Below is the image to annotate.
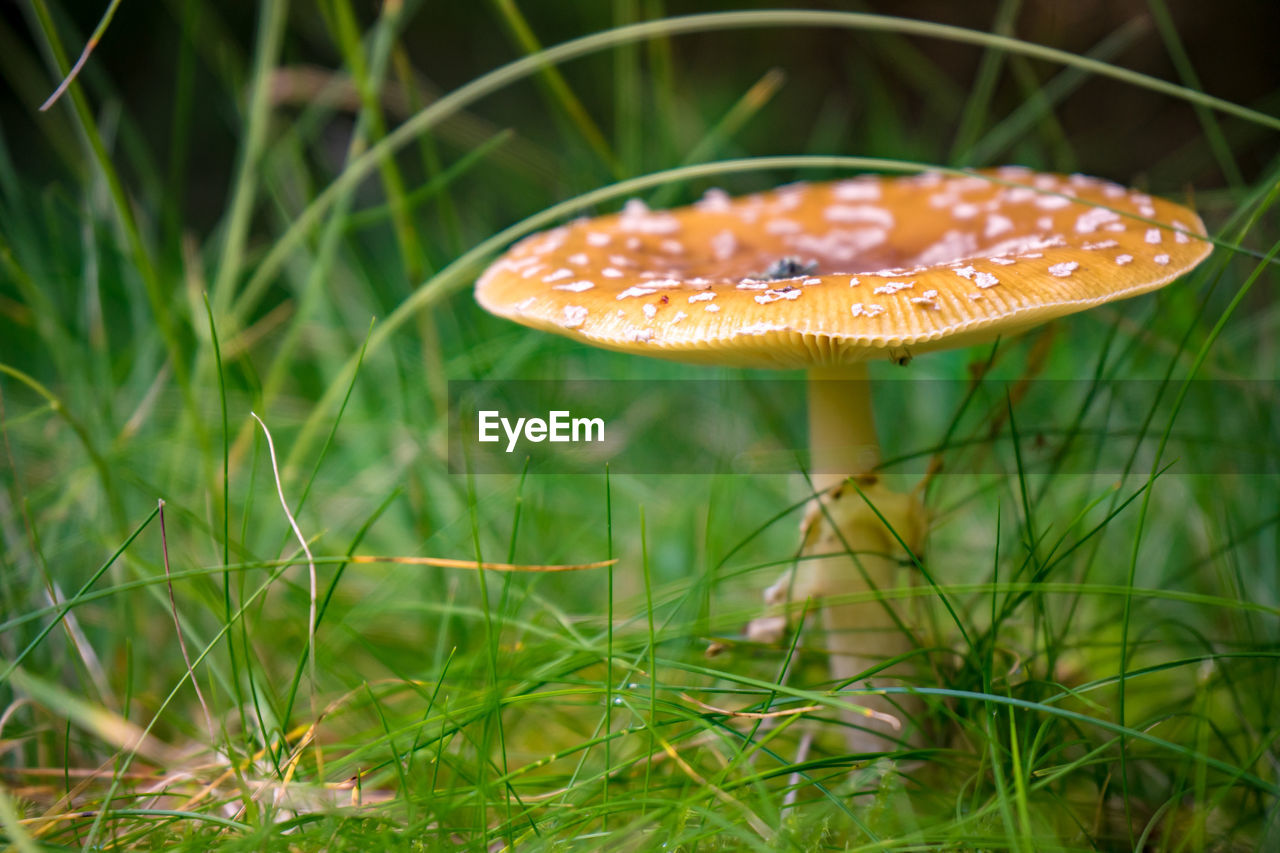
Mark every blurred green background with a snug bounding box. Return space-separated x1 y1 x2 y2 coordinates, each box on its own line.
4 1 1279 224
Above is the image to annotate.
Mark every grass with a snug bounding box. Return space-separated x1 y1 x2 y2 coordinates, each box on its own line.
1 2 1279 850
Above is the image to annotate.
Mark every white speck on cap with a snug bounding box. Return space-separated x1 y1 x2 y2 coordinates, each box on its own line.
832 179 881 201
873 281 915 294
789 226 887 262
1034 194 1071 210
951 176 992 193
696 187 732 212
1076 208 1121 233
914 230 977 266
1116 254 1133 265
553 280 595 292
688 291 716 303
1048 261 1079 277
1145 228 1162 244
643 303 657 318
710 230 738 260
1002 186 1037 204
734 322 790 337
563 305 588 327
985 213 1014 238
824 204 895 228
755 288 803 304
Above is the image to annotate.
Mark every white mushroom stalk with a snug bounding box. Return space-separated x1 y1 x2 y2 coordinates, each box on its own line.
784 364 927 752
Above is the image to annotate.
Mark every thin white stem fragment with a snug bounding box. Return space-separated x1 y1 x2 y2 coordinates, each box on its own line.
680 694 821 720
250 412 318 729
782 731 813 811
39 0 126 111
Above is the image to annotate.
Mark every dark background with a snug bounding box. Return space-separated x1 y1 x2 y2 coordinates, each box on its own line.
4 0 1278 233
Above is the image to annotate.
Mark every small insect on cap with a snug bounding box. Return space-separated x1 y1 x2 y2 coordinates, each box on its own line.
475 168 1212 368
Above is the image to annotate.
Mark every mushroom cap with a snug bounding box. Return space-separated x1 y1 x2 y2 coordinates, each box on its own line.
475 168 1212 368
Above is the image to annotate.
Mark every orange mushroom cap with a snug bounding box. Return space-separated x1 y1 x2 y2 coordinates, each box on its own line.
475 167 1212 368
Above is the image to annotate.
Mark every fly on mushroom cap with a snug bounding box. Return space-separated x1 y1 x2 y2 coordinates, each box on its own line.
475 168 1211 368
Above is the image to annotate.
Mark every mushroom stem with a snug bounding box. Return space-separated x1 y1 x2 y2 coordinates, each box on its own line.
796 363 926 753
807 363 880 489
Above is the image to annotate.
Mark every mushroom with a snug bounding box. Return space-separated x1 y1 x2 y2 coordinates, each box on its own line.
473 168 1212 753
